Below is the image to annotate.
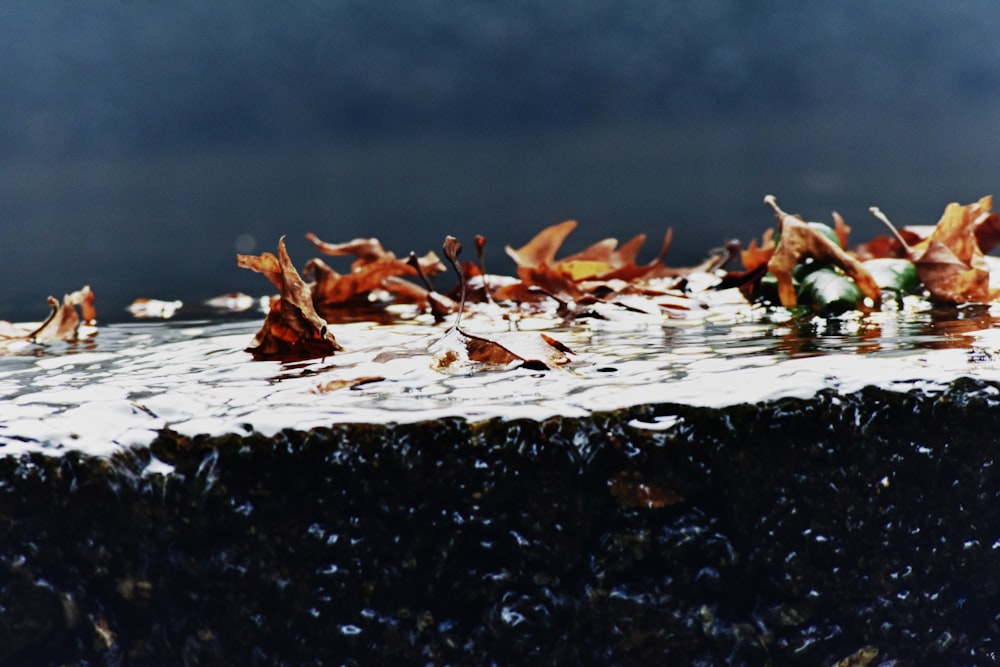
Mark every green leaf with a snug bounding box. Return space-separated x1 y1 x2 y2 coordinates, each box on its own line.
796 266 864 315
862 258 920 294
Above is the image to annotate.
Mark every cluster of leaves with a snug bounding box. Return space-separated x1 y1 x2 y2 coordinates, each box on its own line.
725 195 999 314
237 194 999 367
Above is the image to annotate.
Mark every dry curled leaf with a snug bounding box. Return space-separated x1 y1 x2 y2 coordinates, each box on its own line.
871 196 996 304
312 376 384 393
31 286 96 342
305 232 445 309
0 286 97 350
764 195 881 309
431 234 573 371
430 327 573 371
238 237 342 361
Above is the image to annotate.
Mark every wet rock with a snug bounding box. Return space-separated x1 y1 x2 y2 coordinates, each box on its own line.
3 380 1000 663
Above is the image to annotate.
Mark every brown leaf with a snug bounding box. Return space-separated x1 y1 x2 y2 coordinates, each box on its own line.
312 376 384 393
431 327 573 371
871 196 994 304
238 237 342 361
0 287 96 347
305 233 396 265
764 195 881 309
434 233 574 370
974 204 1000 253
305 256 400 305
304 232 445 309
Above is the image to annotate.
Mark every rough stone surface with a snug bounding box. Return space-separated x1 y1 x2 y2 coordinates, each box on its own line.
3 379 1000 665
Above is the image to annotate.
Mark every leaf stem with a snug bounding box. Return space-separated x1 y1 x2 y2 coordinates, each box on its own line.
442 236 466 331
869 207 912 253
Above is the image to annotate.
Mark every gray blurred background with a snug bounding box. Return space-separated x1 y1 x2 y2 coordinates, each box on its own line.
2 1 999 321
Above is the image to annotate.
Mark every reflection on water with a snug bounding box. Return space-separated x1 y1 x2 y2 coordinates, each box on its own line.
660 300 1000 361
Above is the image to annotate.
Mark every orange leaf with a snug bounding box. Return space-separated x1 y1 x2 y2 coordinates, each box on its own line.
505 220 578 267
872 197 994 304
505 221 672 297
741 229 775 271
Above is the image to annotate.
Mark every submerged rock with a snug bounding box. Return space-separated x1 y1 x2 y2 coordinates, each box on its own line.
3 379 1000 664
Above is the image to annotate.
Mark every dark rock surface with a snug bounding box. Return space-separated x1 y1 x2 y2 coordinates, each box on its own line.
3 379 1000 665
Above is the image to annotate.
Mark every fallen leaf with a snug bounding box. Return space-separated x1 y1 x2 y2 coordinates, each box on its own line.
312 376 384 393
204 292 256 312
430 326 573 371
871 196 995 304
504 220 673 296
764 195 881 309
740 228 775 271
29 286 97 343
0 286 97 350
128 298 183 319
305 232 445 308
238 237 342 360
305 234 397 265
431 235 573 371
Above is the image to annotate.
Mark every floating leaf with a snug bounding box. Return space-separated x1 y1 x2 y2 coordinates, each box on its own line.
128 298 183 319
871 197 995 304
0 286 97 351
238 237 342 361
29 286 97 343
504 220 673 296
431 235 573 371
430 327 573 371
312 376 384 393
